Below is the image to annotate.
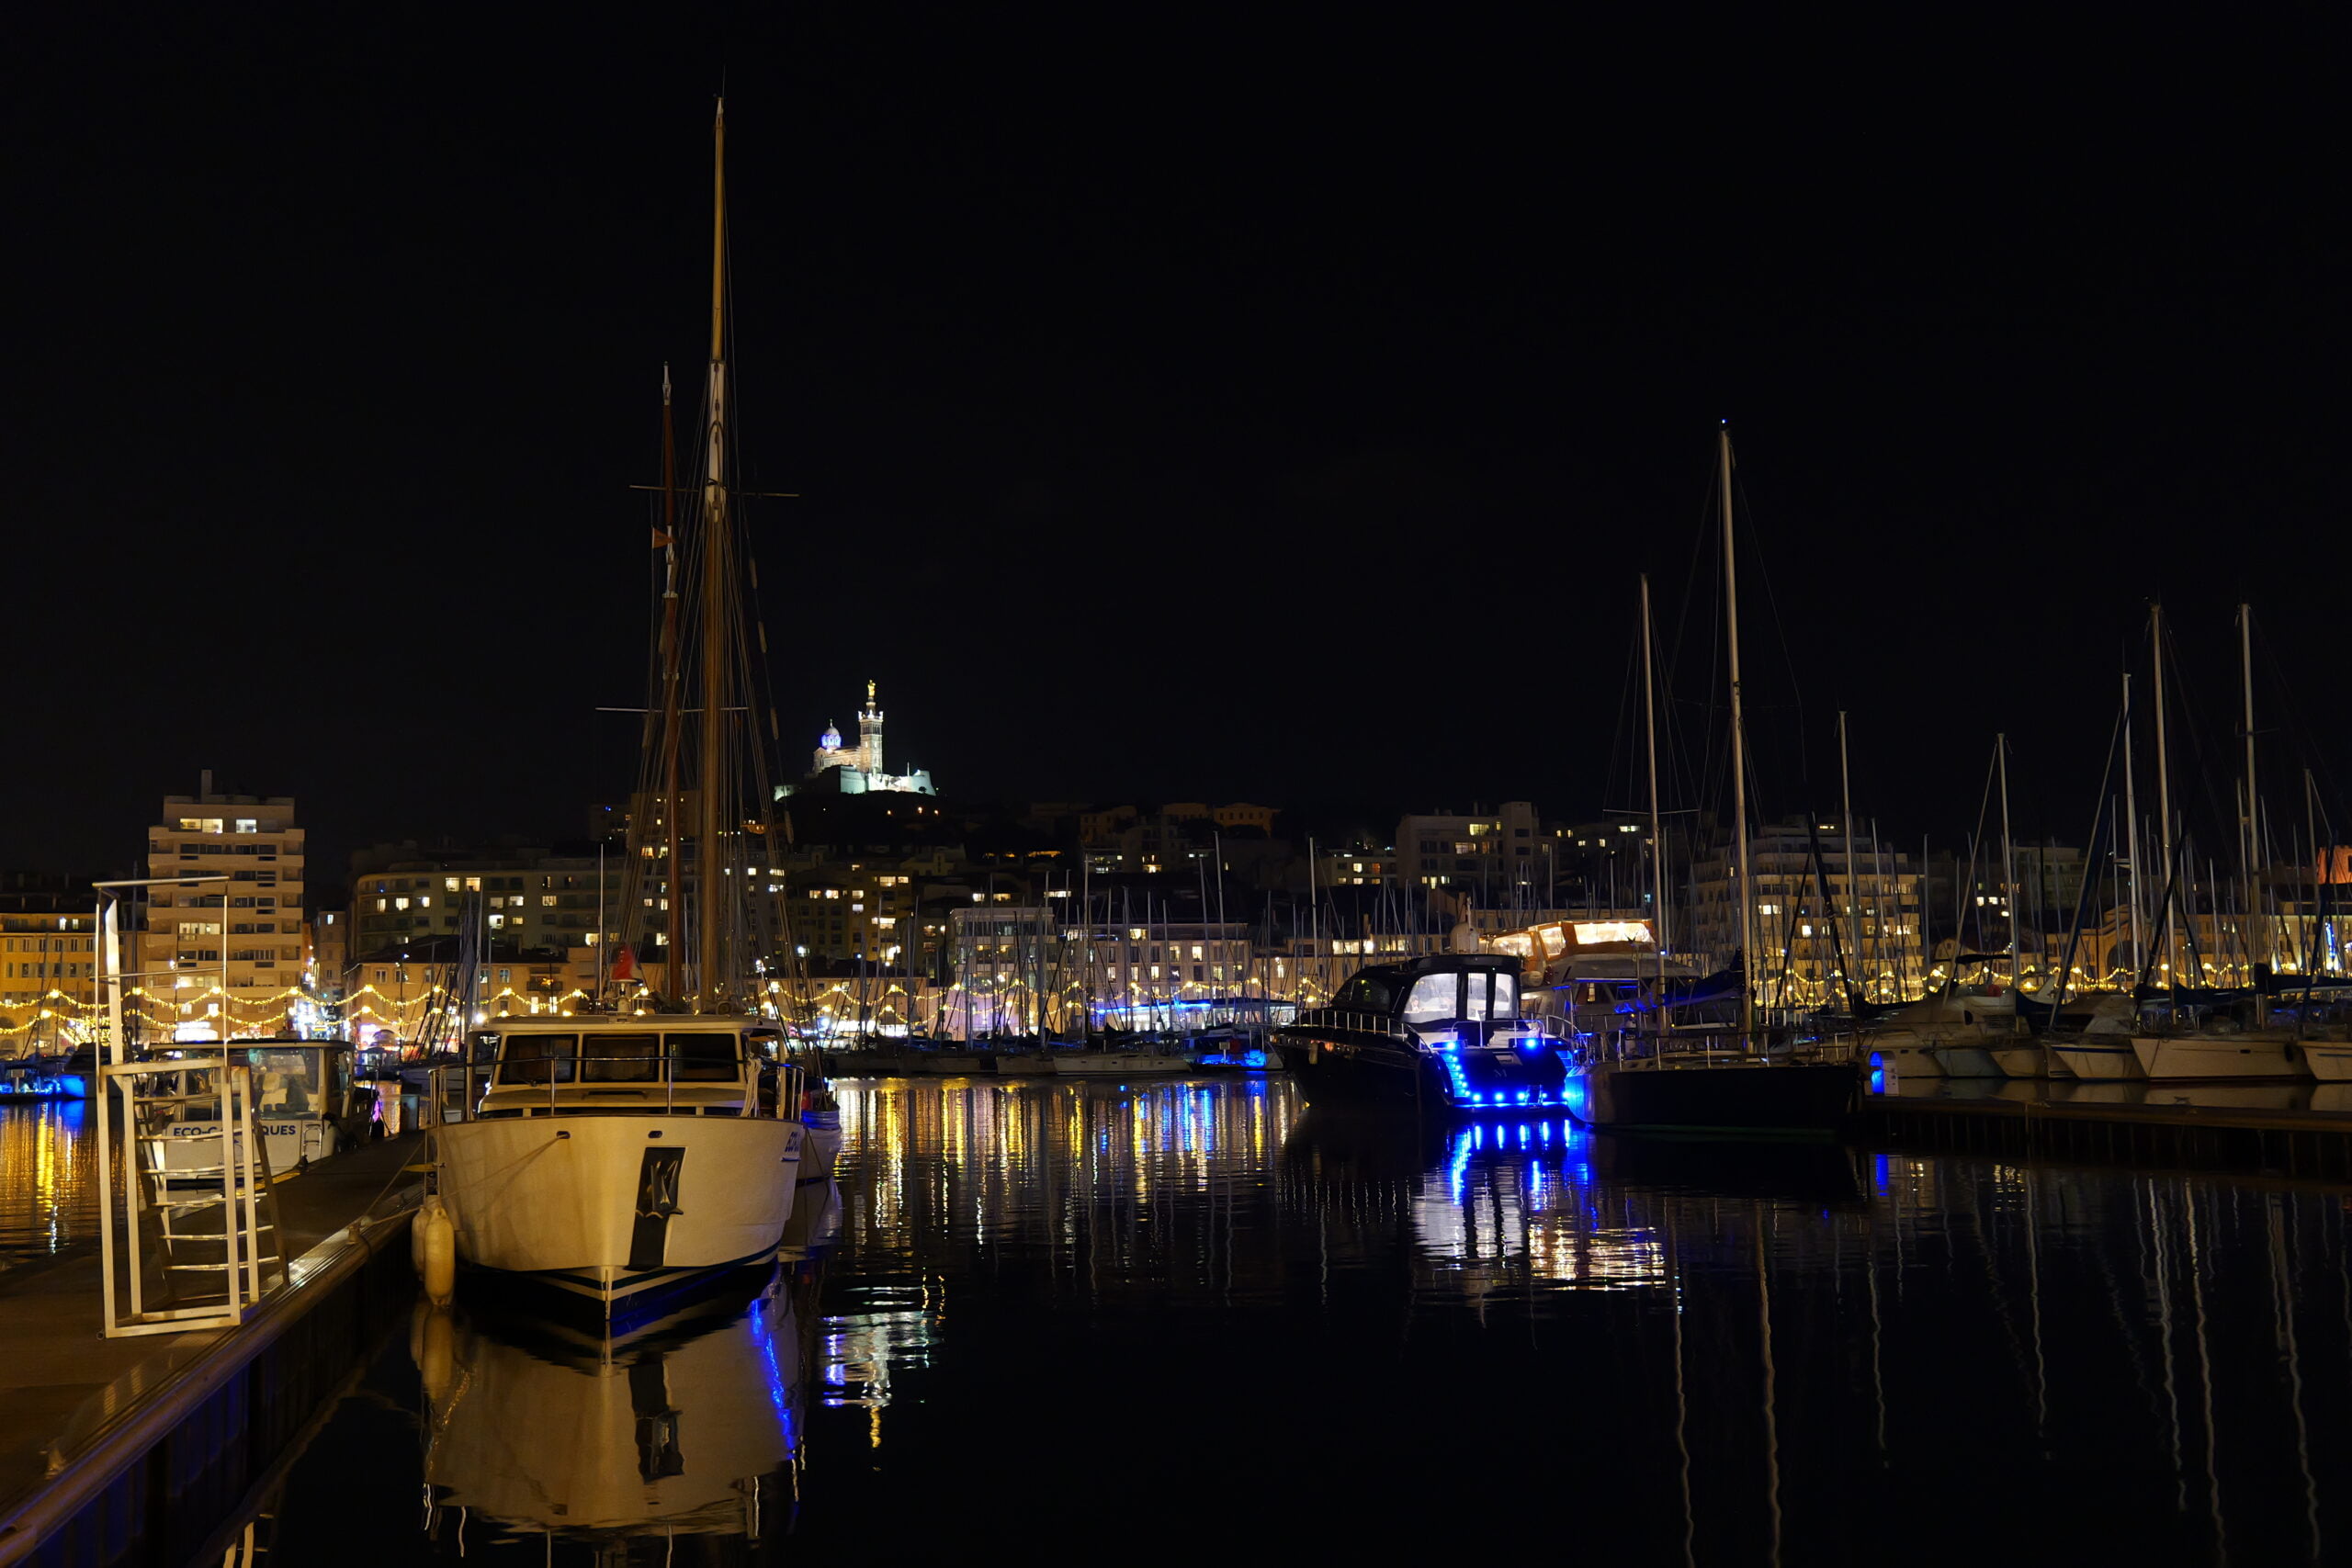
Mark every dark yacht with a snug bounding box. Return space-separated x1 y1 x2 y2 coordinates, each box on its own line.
1271 953 1573 1112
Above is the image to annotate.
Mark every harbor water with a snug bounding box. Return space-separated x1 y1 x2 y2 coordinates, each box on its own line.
12 1080 2352 1563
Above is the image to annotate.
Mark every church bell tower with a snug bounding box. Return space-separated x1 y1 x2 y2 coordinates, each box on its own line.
857 680 884 776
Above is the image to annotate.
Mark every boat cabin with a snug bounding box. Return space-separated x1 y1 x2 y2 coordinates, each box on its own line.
153 1038 370 1177
1324 954 1528 1040
450 1017 800 1121
1277 954 1572 1111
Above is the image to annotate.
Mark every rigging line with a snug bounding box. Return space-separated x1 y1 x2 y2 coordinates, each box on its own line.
2252 617 2352 829
1727 458 1811 800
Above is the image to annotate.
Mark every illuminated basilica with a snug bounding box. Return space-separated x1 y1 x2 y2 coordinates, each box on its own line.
782 681 936 798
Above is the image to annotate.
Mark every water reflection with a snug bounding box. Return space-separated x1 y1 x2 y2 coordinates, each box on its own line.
799 1078 2352 1564
0 1100 96 1271
408 1269 811 1560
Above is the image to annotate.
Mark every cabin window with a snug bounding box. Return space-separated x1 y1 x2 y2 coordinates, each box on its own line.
1401 973 1459 1024
669 1033 741 1081
1333 976 1394 1013
243 1048 323 1113
580 1032 662 1083
498 1034 577 1084
1465 972 1519 1020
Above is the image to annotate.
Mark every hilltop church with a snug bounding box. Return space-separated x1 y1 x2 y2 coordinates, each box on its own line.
778 682 936 798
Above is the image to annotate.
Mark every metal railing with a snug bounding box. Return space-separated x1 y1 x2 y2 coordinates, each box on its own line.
427 1055 803 1124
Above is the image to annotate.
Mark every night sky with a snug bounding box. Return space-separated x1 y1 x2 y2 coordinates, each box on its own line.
6 6 2343 876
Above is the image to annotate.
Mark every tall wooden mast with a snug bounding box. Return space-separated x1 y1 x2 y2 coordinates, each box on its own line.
659 367 685 974
695 97 731 1010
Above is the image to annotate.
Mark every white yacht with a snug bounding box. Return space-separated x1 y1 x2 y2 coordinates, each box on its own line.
431 1018 804 1317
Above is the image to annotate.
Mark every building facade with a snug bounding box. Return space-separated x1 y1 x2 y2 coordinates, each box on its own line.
1688 817 1927 1005
138 787 311 1041
0 874 100 1054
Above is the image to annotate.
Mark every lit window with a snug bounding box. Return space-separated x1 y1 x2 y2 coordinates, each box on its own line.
446 877 459 892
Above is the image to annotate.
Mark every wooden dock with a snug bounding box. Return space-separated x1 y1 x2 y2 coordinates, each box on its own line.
0 1134 423 1567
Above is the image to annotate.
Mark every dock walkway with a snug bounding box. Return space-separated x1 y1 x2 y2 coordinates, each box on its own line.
0 1133 423 1566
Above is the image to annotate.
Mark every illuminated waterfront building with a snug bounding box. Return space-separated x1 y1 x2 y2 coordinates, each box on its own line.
0 873 101 1053
1688 816 1927 1005
137 780 310 1040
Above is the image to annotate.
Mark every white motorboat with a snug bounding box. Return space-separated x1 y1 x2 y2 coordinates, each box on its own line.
2130 1031 2308 1082
154 1039 377 1180
431 1018 804 1319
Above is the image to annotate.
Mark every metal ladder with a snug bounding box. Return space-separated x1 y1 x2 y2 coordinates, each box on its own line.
99 1060 288 1335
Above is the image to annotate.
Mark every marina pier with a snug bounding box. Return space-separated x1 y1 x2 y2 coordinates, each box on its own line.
0 1136 419 1566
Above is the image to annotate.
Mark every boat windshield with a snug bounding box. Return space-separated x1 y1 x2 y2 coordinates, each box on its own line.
1469 973 1519 1020
1401 970 1520 1025
242 1048 325 1113
478 1031 744 1087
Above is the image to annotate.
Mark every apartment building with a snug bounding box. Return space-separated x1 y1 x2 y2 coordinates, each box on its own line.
138 784 310 1041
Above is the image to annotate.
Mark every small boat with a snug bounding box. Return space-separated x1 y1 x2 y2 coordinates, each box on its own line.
1272 953 1575 1112
432 1017 806 1321
0 1048 92 1100
149 1038 377 1179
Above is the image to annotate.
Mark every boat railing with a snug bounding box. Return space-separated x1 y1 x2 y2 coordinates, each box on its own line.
430 1051 799 1123
1288 1009 1404 1038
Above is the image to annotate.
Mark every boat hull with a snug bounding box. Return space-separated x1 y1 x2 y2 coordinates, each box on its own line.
1866 1041 1947 1078
1577 1060 1859 1135
1932 1045 2005 1078
1988 1044 2056 1077
1046 1052 1202 1077
436 1113 801 1314
2297 1043 2352 1082
2048 1041 2144 1080
2130 1035 2307 1081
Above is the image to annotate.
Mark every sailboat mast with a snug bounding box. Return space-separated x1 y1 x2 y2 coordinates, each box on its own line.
2152 604 2180 992
1640 574 1667 1005
2122 671 2143 983
1721 426 1755 1042
659 368 685 981
693 99 733 1010
1839 712 1860 1009
1998 734 2019 1007
2240 603 2262 971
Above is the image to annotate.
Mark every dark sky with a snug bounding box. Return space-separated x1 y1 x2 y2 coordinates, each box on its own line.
6 5 2343 876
